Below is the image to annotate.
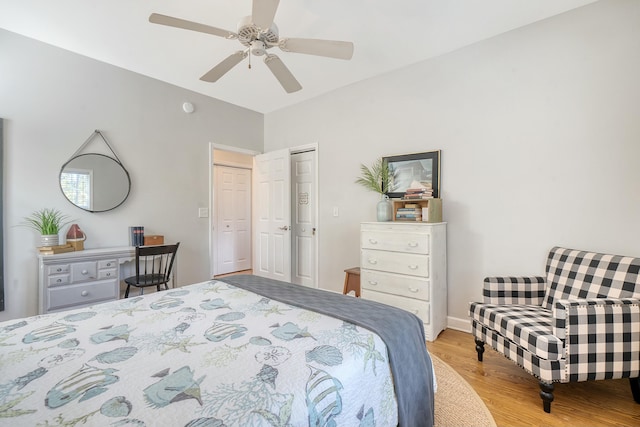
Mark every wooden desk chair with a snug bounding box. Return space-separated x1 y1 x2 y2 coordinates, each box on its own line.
124 242 179 298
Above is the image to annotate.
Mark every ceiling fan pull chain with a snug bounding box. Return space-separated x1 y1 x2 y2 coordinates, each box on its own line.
248 49 252 69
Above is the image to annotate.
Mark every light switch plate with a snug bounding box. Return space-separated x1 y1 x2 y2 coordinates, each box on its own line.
198 208 209 218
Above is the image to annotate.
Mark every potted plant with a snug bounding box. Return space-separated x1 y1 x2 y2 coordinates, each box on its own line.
355 157 394 221
21 208 71 247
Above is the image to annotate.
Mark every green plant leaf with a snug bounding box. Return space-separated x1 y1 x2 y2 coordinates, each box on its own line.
355 158 392 194
19 208 71 235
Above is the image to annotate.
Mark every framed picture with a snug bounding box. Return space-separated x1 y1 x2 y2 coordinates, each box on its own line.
383 150 441 199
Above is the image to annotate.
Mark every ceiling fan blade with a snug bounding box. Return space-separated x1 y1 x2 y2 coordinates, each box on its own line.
149 13 237 39
252 0 280 30
264 54 302 93
279 38 354 60
200 51 248 82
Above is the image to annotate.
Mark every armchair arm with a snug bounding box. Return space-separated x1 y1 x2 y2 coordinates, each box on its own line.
553 297 640 382
482 276 546 305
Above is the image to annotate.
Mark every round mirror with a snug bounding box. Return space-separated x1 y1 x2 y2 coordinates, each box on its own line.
60 153 131 212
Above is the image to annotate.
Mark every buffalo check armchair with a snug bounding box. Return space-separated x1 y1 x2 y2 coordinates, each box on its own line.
469 246 640 413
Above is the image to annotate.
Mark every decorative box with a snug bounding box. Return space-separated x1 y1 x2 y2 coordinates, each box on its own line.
144 235 164 246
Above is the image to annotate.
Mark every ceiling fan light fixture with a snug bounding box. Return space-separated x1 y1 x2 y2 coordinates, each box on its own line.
250 40 267 56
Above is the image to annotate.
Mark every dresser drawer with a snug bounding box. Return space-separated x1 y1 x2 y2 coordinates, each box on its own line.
361 249 429 277
98 259 118 269
48 264 70 275
71 262 97 283
98 269 117 280
361 269 429 301
362 289 430 325
48 274 70 287
47 280 118 312
361 230 430 254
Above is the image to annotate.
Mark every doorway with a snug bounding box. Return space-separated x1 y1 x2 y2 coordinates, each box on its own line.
210 146 257 278
209 144 318 286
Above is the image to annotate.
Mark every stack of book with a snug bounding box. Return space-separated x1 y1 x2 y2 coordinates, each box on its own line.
402 187 434 200
396 207 423 221
38 244 75 255
129 226 145 246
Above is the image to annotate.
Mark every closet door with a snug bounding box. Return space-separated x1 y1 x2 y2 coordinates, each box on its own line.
215 165 252 275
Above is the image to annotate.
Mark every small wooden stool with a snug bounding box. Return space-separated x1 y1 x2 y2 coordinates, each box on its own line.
343 267 361 297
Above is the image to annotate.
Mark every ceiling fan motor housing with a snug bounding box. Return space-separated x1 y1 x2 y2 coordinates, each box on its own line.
237 15 279 55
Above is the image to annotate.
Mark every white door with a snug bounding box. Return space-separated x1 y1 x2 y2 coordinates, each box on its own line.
215 165 251 275
291 150 316 287
253 149 291 281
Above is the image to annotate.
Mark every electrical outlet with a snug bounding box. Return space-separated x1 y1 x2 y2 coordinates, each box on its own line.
198 208 209 218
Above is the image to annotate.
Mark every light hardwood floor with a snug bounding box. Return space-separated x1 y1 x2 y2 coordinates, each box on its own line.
427 329 640 426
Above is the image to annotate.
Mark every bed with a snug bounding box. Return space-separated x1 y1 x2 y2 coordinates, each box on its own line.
0 275 434 426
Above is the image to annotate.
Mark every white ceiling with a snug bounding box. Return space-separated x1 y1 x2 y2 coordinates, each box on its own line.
0 0 596 114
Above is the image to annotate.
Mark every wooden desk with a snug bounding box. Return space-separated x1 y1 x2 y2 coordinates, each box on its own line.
343 267 361 297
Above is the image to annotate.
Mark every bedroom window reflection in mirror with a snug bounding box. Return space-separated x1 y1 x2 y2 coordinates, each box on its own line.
60 168 92 210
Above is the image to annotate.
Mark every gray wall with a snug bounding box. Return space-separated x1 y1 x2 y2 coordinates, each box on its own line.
264 0 640 328
0 28 263 320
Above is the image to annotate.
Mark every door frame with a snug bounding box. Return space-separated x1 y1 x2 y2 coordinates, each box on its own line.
208 142 319 287
209 142 260 279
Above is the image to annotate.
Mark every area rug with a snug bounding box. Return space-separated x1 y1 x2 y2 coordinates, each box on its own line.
432 354 497 427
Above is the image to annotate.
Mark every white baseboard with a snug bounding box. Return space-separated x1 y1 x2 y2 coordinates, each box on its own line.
447 316 471 333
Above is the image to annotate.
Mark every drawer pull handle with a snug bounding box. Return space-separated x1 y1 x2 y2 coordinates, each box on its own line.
105 272 111 277
412 309 419 315
106 263 112 267
408 287 420 293
368 259 378 265
56 268 62 272
368 239 378 244
408 265 418 270
81 270 88 275
368 281 378 286
408 242 418 247
81 291 89 297
56 278 62 283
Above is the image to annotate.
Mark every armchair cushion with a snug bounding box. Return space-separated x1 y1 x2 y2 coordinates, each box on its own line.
543 246 640 310
469 303 563 361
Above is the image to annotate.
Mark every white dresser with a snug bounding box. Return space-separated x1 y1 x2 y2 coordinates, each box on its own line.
360 222 447 341
38 247 136 314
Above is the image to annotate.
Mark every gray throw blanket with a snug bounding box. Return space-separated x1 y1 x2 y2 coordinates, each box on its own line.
219 274 434 427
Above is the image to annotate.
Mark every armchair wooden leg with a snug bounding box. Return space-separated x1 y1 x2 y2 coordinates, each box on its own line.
474 339 485 362
630 377 640 403
539 382 554 413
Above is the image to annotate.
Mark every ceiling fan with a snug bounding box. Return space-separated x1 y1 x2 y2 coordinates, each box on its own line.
149 0 354 93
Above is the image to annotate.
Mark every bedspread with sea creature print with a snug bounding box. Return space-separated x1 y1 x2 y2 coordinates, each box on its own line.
0 280 398 426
